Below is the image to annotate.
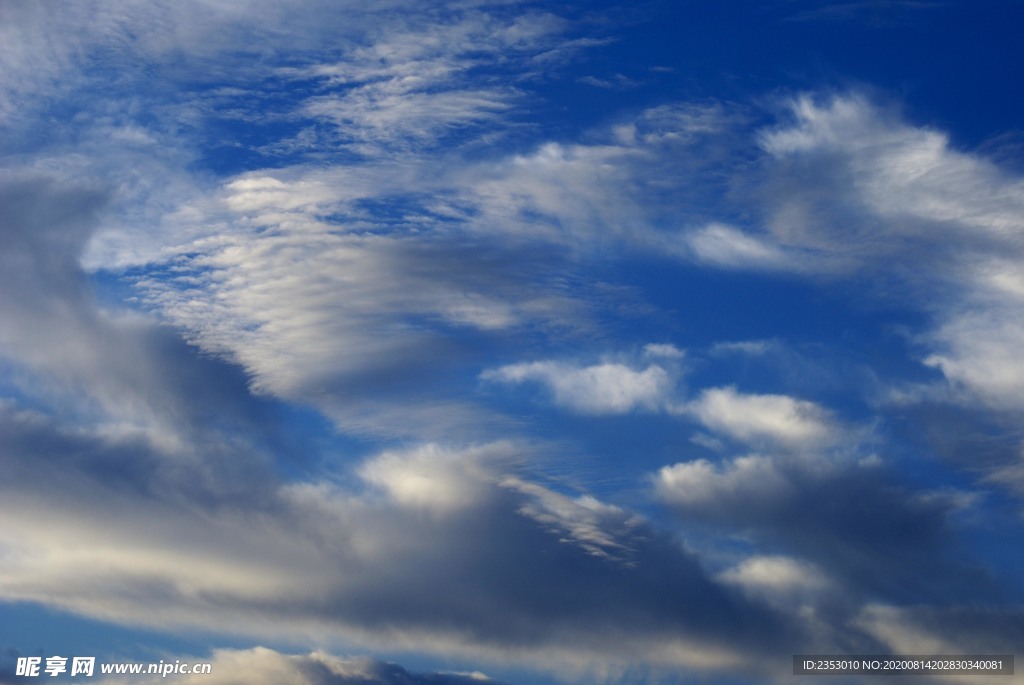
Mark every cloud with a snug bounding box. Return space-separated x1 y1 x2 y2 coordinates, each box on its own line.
0 40 809 675
655 384 988 611
115 98 735 440
296 10 569 156
683 386 837 450
0 174 290 460
709 340 775 356
457 102 738 251
656 455 790 508
760 94 1024 240
784 1 948 27
137 217 587 437
718 555 830 594
752 94 1024 411
21 77 735 445
482 357 677 415
655 449 988 607
500 477 645 565
577 73 641 90
923 308 1024 410
0 412 797 676
985 449 1024 497
683 223 806 271
852 604 1024 684
17 8 1024 428
359 442 517 514
717 555 834 613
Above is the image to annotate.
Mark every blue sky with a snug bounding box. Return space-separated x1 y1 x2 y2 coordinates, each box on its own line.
2 2 1024 684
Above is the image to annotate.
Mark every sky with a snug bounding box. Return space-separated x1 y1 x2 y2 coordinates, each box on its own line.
2 1 1024 684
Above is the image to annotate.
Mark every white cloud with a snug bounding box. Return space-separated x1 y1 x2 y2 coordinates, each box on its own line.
482 359 675 414
462 141 649 246
923 308 1024 411
709 339 775 356
360 442 516 514
501 477 644 564
20 10 1024 426
851 604 969 667
753 94 1024 410
454 95 1024 422
654 455 792 509
136 210 583 437
265 9 590 162
643 342 685 359
983 448 1024 497
0 0 357 125
115 98 733 438
717 556 834 613
684 386 836 450
762 94 1024 238
718 555 829 593
684 223 805 271
306 87 515 155
452 102 736 251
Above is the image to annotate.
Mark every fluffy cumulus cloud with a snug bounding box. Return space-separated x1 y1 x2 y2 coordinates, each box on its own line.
4 2 1024 685
481 344 685 415
656 455 793 510
359 442 515 513
482 360 673 415
683 386 838 450
716 555 834 613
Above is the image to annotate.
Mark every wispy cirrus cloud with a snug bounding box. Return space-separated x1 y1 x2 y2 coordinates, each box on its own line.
682 223 809 272
297 11 569 156
676 93 1024 493
783 1 948 26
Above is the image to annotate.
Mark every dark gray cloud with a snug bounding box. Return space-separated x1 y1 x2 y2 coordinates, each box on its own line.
0 408 800 675
0 175 106 314
654 444 1024 672
0 174 299 452
658 450 992 605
